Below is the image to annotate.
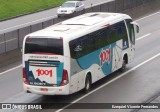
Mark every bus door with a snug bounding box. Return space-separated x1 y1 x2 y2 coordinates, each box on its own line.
125 19 136 62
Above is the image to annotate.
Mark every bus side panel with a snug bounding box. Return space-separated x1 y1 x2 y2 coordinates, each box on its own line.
70 59 83 93
70 43 117 87
69 40 126 92
112 40 123 72
76 44 115 76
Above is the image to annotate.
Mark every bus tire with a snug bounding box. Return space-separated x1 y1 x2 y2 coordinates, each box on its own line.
84 74 91 93
120 57 127 72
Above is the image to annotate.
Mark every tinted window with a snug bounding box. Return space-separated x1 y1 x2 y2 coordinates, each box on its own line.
69 28 109 59
69 35 91 59
69 21 128 59
90 28 109 50
25 38 63 55
109 21 128 43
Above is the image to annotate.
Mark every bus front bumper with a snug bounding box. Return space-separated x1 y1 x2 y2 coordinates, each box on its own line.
23 83 70 95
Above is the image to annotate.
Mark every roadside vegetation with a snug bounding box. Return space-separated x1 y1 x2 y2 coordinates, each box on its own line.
0 0 67 20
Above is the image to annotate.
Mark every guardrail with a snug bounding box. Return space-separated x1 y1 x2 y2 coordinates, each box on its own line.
0 0 154 54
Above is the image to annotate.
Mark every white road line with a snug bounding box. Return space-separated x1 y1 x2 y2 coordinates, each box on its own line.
0 15 56 33
55 52 160 112
0 38 18 45
0 65 22 76
134 11 160 22
136 33 151 41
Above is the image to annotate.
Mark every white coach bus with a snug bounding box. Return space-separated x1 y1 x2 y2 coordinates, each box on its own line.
22 12 139 95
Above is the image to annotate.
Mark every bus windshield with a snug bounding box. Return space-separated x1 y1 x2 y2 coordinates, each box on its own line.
25 37 63 55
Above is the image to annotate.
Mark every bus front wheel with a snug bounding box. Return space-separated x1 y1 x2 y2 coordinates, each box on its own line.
84 74 91 93
120 57 127 72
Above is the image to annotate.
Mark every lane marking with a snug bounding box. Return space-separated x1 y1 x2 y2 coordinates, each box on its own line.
0 38 18 45
0 15 56 33
136 33 151 41
0 65 22 76
56 52 160 112
134 11 160 22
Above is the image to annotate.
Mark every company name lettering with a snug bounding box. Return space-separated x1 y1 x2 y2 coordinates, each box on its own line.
36 69 53 77
99 46 111 66
29 56 58 59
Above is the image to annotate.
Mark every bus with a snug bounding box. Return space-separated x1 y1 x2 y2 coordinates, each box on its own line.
22 12 139 95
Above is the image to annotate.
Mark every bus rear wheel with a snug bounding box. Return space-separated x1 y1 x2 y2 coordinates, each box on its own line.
84 74 91 93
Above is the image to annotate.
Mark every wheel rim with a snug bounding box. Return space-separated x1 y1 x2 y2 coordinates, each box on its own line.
85 76 91 91
86 80 90 90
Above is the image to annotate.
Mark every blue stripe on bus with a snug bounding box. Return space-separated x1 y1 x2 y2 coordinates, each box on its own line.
76 43 116 75
56 63 63 85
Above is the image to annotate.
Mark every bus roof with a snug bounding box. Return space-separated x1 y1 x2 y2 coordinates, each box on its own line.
27 12 131 40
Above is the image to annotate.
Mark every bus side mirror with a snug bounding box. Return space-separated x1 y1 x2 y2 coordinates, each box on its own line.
131 22 139 33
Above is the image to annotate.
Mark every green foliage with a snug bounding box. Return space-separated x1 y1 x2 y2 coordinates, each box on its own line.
0 0 67 20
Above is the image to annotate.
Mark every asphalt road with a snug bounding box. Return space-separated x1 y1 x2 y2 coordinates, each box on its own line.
0 9 160 112
0 0 112 33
